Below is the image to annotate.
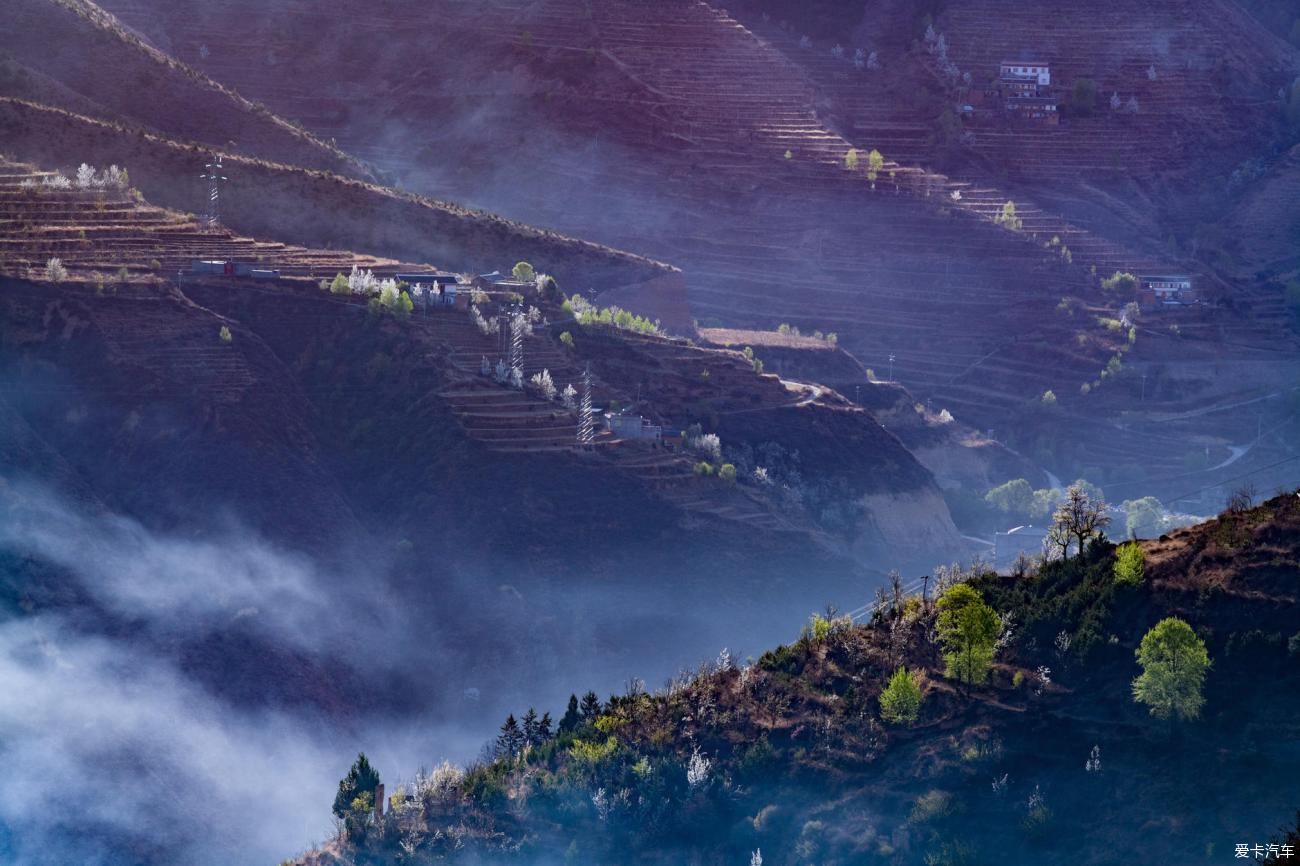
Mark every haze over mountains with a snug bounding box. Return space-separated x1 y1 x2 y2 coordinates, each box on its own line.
0 0 1297 863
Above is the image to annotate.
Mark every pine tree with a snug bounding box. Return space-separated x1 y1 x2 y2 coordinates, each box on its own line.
497 714 524 759
560 694 582 732
538 712 553 741
522 708 540 747
580 691 601 721
332 753 381 819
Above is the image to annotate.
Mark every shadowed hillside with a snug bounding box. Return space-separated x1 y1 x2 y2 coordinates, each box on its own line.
0 0 366 174
291 492 1300 866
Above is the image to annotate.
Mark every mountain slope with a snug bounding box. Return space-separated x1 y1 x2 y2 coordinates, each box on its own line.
0 0 365 175
292 493 1300 866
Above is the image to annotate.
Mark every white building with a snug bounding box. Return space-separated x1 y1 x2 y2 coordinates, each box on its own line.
1000 60 1051 87
607 413 662 441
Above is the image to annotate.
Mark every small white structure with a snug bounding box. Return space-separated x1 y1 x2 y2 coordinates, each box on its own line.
607 413 662 441
995 525 1049 571
1000 60 1050 87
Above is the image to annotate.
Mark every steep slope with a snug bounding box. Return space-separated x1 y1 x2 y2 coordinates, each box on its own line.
0 0 365 175
89 0 1300 499
0 102 687 311
292 493 1300 866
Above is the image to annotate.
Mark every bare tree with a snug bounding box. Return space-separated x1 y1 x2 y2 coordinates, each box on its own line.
1051 484 1111 560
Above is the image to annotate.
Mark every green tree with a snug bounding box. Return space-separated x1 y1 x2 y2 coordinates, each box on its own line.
996 200 1023 231
218 325 232 344
984 478 1034 516
512 261 536 283
1123 496 1165 538
559 694 582 732
333 753 381 819
1132 617 1209 721
559 330 574 349
879 666 923 724
329 272 350 295
579 691 602 721
719 463 737 484
844 148 860 171
1114 541 1145 586
1070 78 1098 116
396 290 414 318
936 584 1000 688
867 149 885 187
1100 271 1138 299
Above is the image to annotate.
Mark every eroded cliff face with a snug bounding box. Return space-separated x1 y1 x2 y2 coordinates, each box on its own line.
856 487 965 571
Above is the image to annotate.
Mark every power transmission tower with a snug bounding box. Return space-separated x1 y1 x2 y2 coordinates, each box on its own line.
509 304 525 378
577 363 595 449
199 156 227 229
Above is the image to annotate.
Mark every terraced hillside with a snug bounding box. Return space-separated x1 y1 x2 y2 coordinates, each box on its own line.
934 0 1297 186
93 2 1146 383
85 0 1300 499
0 99 687 317
0 156 400 282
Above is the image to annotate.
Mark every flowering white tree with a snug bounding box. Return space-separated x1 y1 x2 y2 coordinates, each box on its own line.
561 383 577 411
529 368 556 400
686 747 711 788
1085 745 1101 773
509 366 523 390
688 431 722 459
470 305 497 335
42 173 71 190
867 50 880 70
45 257 68 282
378 278 400 307
494 359 511 384
751 850 763 866
348 265 379 296
76 163 97 189
591 787 611 821
102 165 128 189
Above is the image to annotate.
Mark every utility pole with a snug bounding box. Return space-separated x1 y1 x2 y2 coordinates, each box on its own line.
1141 373 1147 402
199 156 227 229
921 574 930 606
888 352 896 382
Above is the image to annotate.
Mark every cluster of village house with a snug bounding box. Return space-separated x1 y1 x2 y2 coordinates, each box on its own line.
966 59 1139 124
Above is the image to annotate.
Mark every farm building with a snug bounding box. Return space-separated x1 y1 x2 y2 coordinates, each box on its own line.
606 412 662 442
1006 94 1060 123
1137 274 1197 310
999 60 1051 87
397 272 463 306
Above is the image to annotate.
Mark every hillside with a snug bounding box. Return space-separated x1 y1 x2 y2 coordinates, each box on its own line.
90 0 1300 501
291 493 1300 866
0 0 365 175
